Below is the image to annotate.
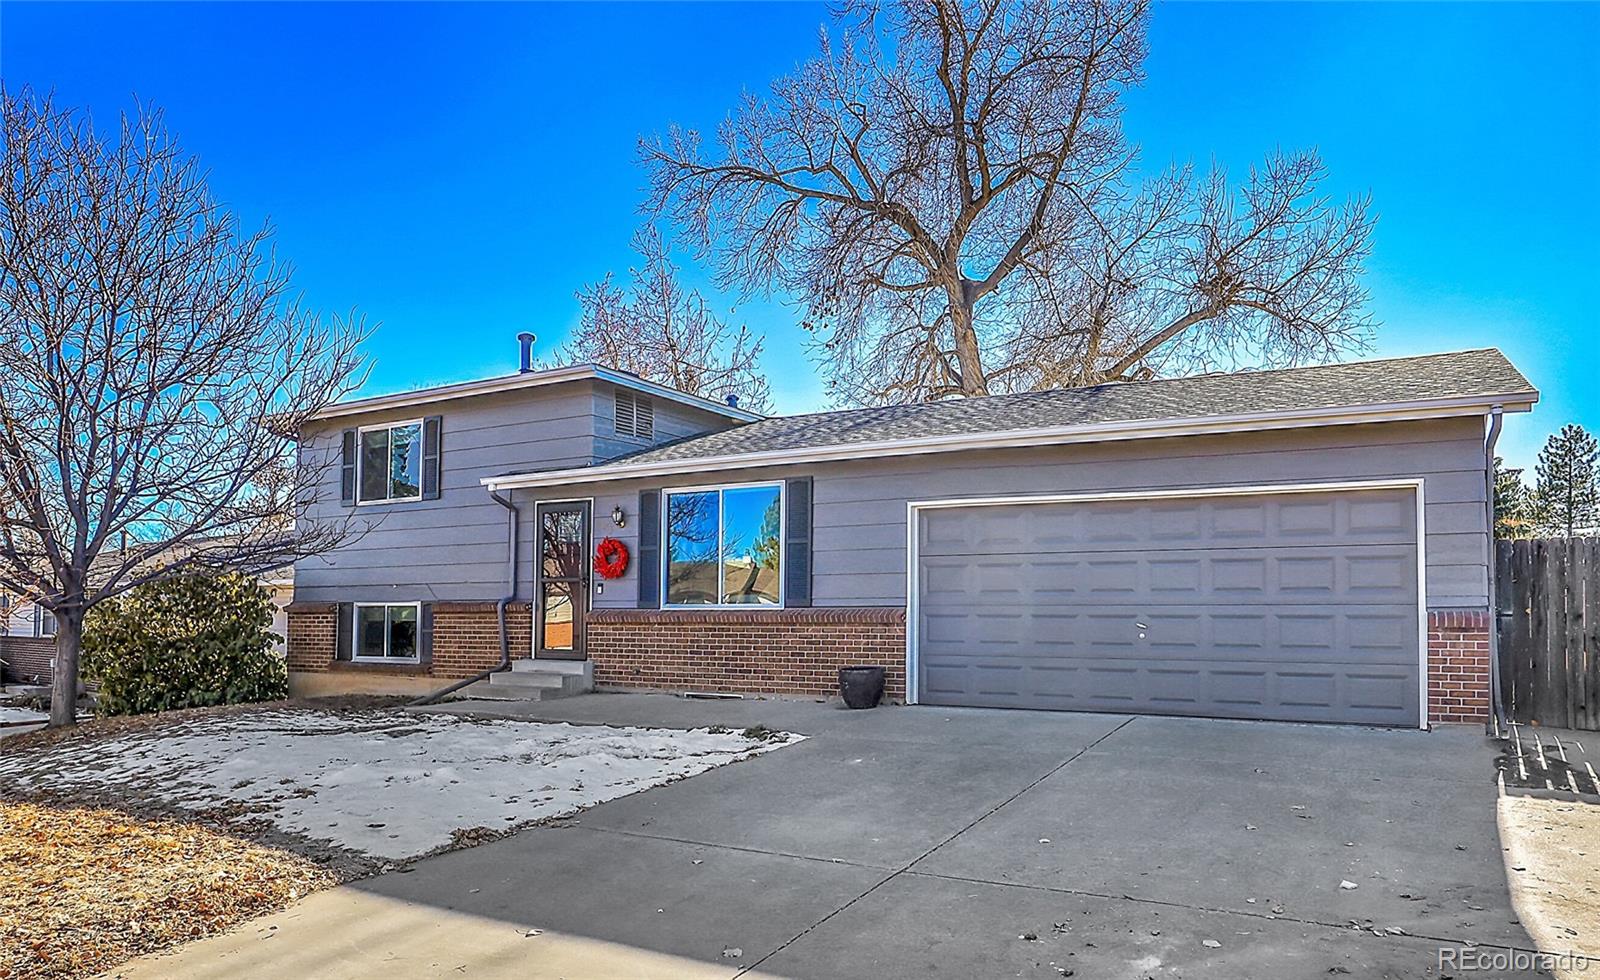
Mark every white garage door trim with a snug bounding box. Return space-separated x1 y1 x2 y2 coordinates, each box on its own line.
904 478 1429 729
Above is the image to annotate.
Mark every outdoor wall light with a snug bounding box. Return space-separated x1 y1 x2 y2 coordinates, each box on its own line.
611 505 626 528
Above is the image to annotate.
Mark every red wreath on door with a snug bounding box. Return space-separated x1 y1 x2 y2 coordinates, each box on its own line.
594 537 630 579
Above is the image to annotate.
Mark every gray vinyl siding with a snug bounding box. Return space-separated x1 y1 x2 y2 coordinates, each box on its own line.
294 380 738 603
550 417 1491 613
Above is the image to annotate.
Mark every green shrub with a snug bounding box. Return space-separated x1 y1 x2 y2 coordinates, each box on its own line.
82 573 287 716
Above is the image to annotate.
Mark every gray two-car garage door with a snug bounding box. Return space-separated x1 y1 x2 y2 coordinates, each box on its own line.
914 487 1422 727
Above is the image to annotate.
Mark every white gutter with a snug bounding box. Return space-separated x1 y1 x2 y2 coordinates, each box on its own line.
483 390 1539 491
306 364 764 424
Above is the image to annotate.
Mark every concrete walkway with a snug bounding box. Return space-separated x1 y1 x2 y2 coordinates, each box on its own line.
107 694 1548 979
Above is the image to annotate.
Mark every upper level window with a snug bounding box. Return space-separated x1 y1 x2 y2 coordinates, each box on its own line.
358 421 423 503
37 608 56 638
664 483 782 607
614 390 654 441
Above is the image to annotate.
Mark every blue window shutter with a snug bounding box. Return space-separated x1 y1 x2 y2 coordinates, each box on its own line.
784 477 813 607
335 603 353 660
637 491 661 608
419 603 434 667
340 430 357 505
422 417 443 500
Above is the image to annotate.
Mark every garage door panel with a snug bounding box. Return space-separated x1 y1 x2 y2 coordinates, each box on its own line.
915 488 1421 726
921 603 1415 665
921 656 1416 720
918 548 1415 606
920 493 1417 556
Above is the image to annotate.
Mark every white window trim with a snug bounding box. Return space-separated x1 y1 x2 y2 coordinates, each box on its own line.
661 480 786 610
355 418 425 506
351 601 423 664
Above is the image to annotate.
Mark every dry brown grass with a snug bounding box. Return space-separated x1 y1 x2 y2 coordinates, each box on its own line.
0 800 338 980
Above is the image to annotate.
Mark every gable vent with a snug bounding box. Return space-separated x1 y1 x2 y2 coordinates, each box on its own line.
614 389 655 440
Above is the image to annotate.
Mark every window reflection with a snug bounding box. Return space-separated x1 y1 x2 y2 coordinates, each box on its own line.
721 485 781 604
666 490 719 605
664 485 782 606
389 423 422 498
542 510 584 579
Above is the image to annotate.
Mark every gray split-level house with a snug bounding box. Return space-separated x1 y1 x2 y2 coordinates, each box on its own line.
286 345 1537 729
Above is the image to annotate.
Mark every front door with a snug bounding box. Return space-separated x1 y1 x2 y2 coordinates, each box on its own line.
536 501 590 660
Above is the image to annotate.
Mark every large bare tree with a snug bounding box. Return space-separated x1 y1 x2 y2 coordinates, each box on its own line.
645 0 1376 404
0 89 365 725
553 225 772 413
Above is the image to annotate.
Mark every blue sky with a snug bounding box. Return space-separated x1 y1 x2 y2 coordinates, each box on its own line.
3 2 1595 471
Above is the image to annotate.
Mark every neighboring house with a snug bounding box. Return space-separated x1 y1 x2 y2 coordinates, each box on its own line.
263 568 293 655
286 347 1538 730
1 591 57 685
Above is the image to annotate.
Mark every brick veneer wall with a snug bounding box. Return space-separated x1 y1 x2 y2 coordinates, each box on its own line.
431 602 532 678
288 599 1492 722
0 636 56 684
285 602 338 673
284 601 531 679
1428 609 1491 725
587 607 907 700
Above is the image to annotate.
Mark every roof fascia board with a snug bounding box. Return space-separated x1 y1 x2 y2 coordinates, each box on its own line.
482 392 1537 491
305 365 763 425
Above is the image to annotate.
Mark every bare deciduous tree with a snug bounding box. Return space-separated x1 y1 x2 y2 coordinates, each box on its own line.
644 0 1376 405
554 226 772 413
0 89 365 725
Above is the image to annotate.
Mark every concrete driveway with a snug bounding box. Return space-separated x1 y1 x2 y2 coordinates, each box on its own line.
109 695 1547 979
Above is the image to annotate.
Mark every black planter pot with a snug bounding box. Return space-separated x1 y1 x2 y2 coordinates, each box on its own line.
838 665 886 709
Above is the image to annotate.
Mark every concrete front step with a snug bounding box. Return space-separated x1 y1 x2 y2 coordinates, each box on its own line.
510 658 592 678
453 663 593 702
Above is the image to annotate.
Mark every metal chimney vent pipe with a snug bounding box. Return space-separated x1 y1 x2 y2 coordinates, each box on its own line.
516 332 536 373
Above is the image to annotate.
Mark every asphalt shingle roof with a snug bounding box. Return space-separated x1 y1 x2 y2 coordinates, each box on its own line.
587 349 1533 471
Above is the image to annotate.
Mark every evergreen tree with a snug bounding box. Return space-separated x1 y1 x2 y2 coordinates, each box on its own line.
1534 425 1600 537
1493 457 1536 539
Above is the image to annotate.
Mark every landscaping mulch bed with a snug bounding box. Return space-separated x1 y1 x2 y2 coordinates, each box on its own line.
0 800 338 980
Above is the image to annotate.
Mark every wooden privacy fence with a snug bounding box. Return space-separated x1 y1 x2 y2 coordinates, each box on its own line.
1496 537 1600 730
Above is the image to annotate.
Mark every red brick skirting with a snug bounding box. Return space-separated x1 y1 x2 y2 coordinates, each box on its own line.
432 602 532 679
288 599 1488 722
285 601 532 679
587 607 907 700
285 602 338 674
0 635 55 684
1428 609 1491 725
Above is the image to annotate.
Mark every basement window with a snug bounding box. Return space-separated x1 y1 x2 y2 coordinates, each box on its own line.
353 603 420 663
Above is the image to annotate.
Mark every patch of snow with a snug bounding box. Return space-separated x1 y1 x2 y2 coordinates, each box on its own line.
0 706 48 725
0 709 797 860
